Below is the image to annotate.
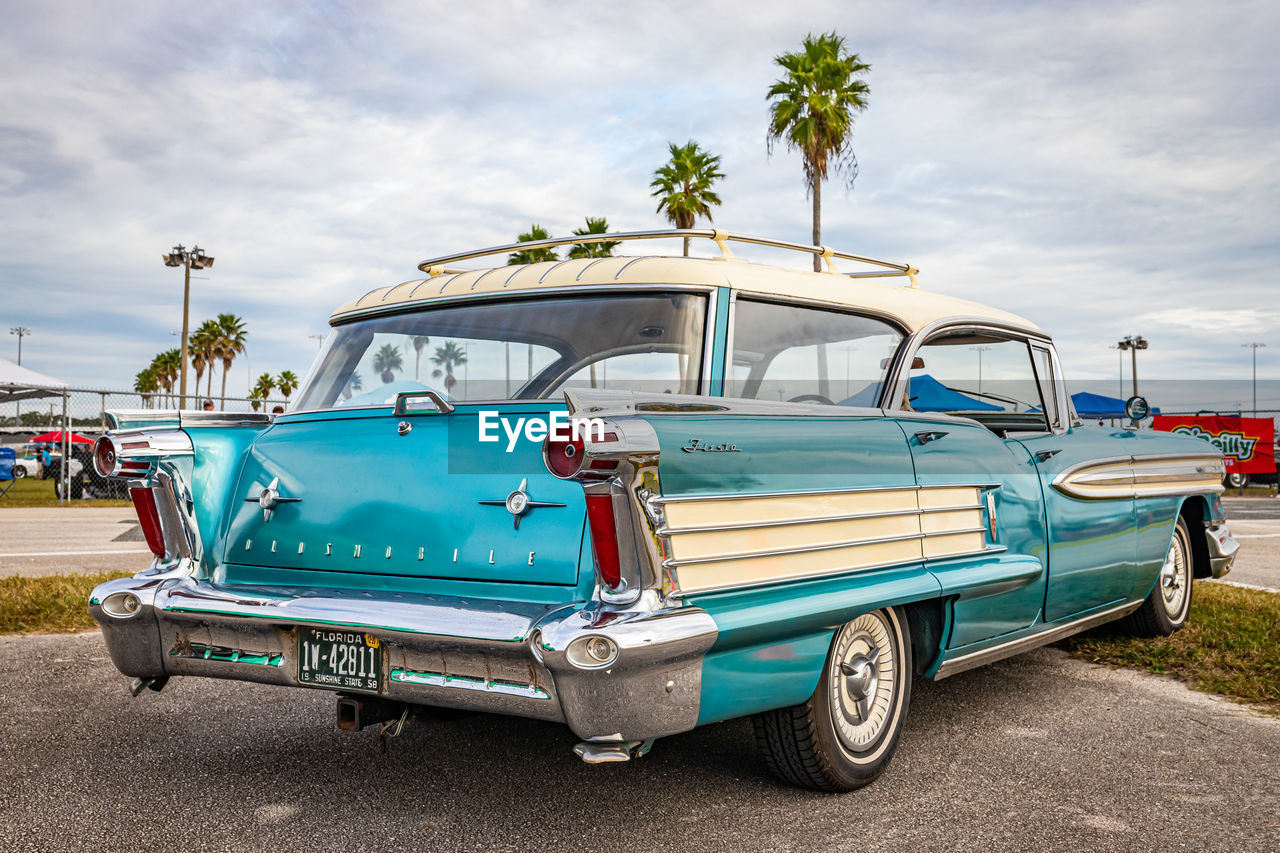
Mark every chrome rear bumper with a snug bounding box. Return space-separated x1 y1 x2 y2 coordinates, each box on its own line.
1206 522 1239 578
89 570 718 743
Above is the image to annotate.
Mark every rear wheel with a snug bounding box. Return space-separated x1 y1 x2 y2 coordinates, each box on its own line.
12 466 26 479
1123 516 1193 637
752 607 912 791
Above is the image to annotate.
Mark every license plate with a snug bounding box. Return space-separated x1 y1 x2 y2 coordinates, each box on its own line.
297 627 382 692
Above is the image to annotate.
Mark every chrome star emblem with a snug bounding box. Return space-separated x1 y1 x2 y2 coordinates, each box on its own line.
244 476 301 522
478 477 565 529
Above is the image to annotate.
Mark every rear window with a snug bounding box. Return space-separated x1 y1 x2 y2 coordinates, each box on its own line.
294 292 708 410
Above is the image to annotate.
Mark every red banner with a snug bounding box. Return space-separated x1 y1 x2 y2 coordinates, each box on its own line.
1151 415 1276 475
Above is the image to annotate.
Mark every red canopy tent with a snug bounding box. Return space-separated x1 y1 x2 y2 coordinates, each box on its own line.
27 430 94 445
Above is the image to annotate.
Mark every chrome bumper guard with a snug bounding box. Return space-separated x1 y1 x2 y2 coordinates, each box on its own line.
1205 522 1239 578
89 572 718 742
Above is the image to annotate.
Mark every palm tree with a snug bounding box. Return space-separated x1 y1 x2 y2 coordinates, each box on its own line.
248 388 265 412
134 367 159 408
567 216 620 259
343 371 364 400
193 319 221 397
412 336 430 380
766 31 871 271
276 370 299 401
373 343 404 384
253 373 276 403
650 141 725 257
507 225 558 265
214 314 248 409
150 349 181 407
431 341 468 394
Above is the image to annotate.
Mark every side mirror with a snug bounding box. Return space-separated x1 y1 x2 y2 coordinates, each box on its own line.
1124 396 1151 421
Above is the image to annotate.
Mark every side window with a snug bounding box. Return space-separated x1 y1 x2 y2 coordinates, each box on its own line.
728 299 903 405
908 334 1050 432
1030 346 1061 430
561 351 697 395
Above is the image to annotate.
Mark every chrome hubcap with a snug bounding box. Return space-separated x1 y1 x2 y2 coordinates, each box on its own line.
1160 530 1189 619
830 613 896 751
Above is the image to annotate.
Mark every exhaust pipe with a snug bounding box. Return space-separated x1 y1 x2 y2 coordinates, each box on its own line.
336 695 406 732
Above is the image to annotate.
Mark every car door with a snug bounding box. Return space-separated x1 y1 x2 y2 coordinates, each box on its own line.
894 331 1050 648
1011 343 1137 621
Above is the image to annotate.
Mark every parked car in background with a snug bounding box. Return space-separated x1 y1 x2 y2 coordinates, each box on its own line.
10 455 37 478
88 229 1238 792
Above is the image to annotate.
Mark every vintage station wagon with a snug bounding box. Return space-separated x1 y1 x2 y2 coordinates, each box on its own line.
90 229 1239 791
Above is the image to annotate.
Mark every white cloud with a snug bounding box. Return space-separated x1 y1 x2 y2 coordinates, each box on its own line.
0 0 1277 397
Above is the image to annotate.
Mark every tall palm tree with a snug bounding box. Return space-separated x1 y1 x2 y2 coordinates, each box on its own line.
507 225 558 265
193 319 221 397
567 216 620 259
431 341 468 394
214 314 248 409
650 141 725 257
373 343 404 383
766 31 870 271
276 370 299 401
412 336 430 380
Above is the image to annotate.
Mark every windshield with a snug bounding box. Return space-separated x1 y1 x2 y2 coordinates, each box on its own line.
294 291 708 409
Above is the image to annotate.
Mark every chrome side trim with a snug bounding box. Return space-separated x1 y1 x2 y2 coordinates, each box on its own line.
652 482 999 505
656 503 984 536
1052 453 1226 500
933 600 1143 679
662 526 989 569
106 410 273 431
668 545 1009 599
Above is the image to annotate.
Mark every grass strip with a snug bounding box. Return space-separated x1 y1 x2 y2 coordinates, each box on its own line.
1060 581 1280 712
0 571 131 634
0 476 132 507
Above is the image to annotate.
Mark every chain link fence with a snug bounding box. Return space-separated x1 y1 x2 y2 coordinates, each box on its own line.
1 387 287 502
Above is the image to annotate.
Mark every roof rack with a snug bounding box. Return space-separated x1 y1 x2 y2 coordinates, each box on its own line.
417 228 920 287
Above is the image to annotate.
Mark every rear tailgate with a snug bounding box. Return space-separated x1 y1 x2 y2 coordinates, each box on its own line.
222 407 584 585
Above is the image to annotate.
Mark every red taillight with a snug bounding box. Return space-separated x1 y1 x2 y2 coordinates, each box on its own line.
130 487 166 556
544 435 585 479
93 436 116 477
585 494 622 589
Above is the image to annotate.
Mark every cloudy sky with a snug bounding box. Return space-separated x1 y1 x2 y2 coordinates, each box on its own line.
1 0 1277 406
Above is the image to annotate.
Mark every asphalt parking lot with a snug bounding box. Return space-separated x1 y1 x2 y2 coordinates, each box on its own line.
1 632 1277 853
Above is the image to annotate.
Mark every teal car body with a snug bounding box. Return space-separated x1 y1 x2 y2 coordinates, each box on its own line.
88 230 1240 785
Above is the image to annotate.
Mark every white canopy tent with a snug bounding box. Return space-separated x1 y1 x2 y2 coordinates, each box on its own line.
0 357 72 502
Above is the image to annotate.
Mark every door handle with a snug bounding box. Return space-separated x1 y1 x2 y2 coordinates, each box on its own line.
914 430 948 445
1035 448 1062 462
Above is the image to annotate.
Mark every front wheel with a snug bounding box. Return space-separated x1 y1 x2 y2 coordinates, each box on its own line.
12 466 26 479
752 607 912 792
1224 472 1249 489
1123 516 1194 637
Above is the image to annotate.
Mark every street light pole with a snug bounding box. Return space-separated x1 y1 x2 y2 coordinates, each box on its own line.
1242 343 1266 415
1115 335 1148 398
969 345 992 394
10 326 31 364
163 244 215 408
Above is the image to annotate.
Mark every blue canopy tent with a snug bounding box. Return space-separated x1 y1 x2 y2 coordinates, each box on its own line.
1071 391 1159 419
839 375 1001 412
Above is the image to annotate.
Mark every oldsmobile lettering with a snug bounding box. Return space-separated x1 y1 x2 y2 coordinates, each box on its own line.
88 227 1238 793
